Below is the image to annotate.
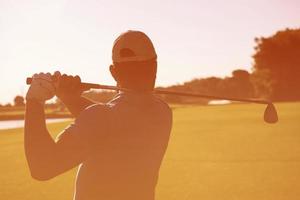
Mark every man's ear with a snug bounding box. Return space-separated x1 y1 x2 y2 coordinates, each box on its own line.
109 64 118 82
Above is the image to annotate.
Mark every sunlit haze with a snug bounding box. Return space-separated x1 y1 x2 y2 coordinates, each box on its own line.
0 0 299 104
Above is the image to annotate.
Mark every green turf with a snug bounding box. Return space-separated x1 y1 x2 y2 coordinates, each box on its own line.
0 102 299 200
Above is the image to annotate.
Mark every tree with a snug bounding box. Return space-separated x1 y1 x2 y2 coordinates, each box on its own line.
14 95 25 106
252 28 300 101
218 69 254 98
156 71 255 104
4 103 12 107
250 69 273 99
231 69 254 98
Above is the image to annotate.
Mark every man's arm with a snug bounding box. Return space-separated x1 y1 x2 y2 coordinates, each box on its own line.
60 95 94 117
25 100 86 180
25 73 86 181
25 100 55 180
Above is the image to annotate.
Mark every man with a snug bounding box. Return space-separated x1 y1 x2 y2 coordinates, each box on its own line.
25 30 172 200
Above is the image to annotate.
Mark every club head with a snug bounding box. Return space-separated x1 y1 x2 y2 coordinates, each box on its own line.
264 103 278 124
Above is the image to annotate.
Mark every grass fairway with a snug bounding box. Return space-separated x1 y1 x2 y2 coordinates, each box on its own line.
0 102 300 200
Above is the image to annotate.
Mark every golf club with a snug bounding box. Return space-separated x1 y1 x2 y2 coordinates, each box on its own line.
26 77 278 124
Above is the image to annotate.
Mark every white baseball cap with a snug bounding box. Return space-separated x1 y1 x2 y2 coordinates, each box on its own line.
112 30 157 63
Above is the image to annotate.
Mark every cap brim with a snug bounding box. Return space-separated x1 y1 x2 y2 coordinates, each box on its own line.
113 55 157 63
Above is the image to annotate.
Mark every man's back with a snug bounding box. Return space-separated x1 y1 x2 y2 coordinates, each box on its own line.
73 92 172 200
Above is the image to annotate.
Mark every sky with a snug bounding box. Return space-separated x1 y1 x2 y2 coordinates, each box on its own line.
0 0 299 104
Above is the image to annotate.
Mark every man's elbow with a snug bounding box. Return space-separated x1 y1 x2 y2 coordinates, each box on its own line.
29 167 56 181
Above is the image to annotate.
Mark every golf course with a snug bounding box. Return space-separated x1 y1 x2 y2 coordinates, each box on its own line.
0 102 299 200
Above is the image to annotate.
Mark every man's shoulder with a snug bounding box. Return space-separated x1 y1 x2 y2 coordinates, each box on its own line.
84 103 108 112
153 95 172 112
78 103 110 120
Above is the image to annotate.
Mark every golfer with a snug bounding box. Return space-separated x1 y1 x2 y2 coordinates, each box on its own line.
24 30 172 200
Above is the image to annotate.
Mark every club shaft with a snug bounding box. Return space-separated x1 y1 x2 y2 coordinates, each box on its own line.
26 77 270 105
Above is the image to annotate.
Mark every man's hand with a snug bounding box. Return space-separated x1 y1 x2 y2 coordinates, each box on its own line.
26 73 55 104
54 71 84 101
53 71 94 117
